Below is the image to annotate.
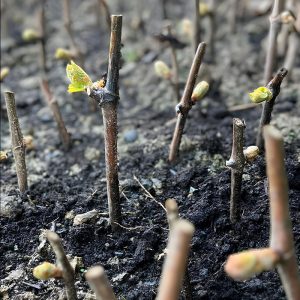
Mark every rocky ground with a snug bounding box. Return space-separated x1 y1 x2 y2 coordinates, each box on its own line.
1 0 300 299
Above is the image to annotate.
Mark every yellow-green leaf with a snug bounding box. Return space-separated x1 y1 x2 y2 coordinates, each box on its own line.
249 87 272 103
66 61 92 94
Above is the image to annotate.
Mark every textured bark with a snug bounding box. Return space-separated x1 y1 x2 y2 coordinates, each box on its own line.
169 42 206 163
256 68 288 150
226 118 246 223
85 266 116 300
264 126 300 300
4 91 28 193
46 231 77 300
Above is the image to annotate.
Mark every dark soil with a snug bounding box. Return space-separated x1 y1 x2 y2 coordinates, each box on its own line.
1 0 300 299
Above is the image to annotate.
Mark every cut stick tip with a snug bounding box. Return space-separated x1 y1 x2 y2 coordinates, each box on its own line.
85 266 105 280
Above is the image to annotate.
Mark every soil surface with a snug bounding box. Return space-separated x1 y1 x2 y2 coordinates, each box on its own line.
1 0 300 299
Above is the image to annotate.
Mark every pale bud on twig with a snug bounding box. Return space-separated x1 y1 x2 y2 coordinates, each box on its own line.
0 151 8 162
243 146 259 162
191 81 209 102
33 262 63 280
154 60 172 80
225 248 280 281
22 29 41 42
280 11 296 24
0 67 10 81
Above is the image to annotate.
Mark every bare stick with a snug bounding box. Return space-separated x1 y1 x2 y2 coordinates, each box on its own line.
40 79 71 150
38 0 47 75
193 0 201 52
264 126 300 300
207 0 216 61
4 92 28 193
156 220 195 300
165 198 179 230
166 24 180 102
168 42 206 163
62 0 83 66
226 118 246 223
87 15 123 229
164 199 193 300
264 0 284 84
46 231 77 300
98 0 111 30
85 266 116 300
256 68 288 149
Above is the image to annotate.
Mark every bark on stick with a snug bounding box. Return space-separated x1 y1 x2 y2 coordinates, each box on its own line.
193 0 201 52
46 231 77 300
40 79 71 150
264 0 284 84
256 68 288 149
168 42 206 163
226 118 246 223
4 91 28 193
157 220 195 300
264 126 300 300
85 266 116 300
87 15 123 229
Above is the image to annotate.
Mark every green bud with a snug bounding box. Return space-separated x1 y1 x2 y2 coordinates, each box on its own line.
0 67 10 81
22 29 41 42
154 61 172 80
249 87 272 103
191 81 209 102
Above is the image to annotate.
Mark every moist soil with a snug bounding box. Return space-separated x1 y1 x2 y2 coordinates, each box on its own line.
1 0 300 299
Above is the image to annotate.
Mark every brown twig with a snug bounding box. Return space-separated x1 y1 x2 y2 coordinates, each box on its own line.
46 231 77 300
207 0 216 61
164 199 193 300
40 79 71 150
193 0 201 52
87 15 123 230
97 0 111 30
256 68 288 150
166 24 180 102
62 0 83 66
4 92 28 193
157 220 195 300
264 126 300 300
264 0 284 84
38 0 47 75
165 198 179 230
85 266 116 300
226 118 246 223
168 42 206 163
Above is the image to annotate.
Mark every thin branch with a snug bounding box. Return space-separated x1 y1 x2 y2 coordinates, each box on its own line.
88 15 123 230
229 0 239 33
168 42 206 163
97 0 111 30
226 118 246 223
256 68 288 149
133 175 167 213
166 24 180 102
46 231 77 300
4 91 28 193
38 0 47 75
161 0 168 20
165 198 179 230
157 220 195 300
193 0 201 52
40 79 71 150
207 0 216 61
264 0 284 84
85 266 116 300
62 0 83 66
264 126 300 300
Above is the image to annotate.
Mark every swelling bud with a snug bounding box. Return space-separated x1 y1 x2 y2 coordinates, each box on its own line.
191 81 209 102
154 60 172 80
33 262 62 280
249 87 272 103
